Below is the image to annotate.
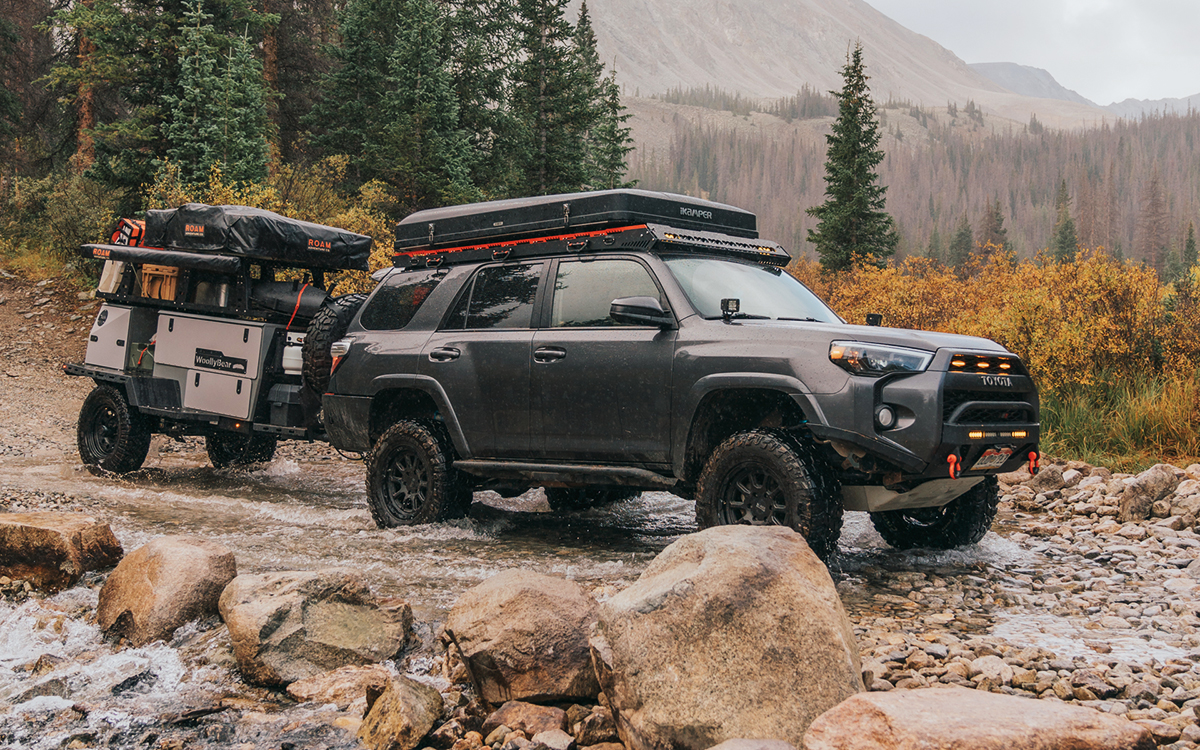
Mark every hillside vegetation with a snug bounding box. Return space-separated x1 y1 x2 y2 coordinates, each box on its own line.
630 93 1200 275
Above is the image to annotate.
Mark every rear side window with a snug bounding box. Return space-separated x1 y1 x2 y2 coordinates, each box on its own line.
442 262 543 330
359 270 444 330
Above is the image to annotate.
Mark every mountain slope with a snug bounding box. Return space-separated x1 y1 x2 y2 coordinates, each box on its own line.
571 0 1108 128
969 63 1097 107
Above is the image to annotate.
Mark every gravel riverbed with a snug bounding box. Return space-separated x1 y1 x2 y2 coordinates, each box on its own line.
3 271 1200 748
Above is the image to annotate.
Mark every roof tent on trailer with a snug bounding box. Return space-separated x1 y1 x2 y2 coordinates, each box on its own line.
391 189 790 269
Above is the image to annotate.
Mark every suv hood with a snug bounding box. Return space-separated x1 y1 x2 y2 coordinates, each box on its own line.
739 319 1010 358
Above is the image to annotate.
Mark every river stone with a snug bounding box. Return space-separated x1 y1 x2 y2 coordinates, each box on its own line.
218 569 412 686
97 535 236 646
590 525 861 750
0 512 122 591
801 687 1155 750
1027 465 1065 493
445 570 599 703
357 675 444 750
1120 464 1181 522
706 742 797 750
286 664 393 710
483 701 568 738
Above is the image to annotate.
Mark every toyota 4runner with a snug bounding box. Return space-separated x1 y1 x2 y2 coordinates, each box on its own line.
321 189 1041 558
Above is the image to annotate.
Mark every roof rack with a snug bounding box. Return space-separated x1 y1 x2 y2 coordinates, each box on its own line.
392 224 790 269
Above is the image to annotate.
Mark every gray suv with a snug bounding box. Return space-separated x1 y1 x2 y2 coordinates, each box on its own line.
322 189 1039 558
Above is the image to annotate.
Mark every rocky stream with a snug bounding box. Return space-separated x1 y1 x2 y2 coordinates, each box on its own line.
3 273 1200 749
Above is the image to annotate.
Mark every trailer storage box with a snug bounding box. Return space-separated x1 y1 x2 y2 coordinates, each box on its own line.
141 264 178 300
393 189 759 253
144 204 372 271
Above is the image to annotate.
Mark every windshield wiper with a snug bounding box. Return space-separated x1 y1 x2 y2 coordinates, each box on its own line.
777 316 823 322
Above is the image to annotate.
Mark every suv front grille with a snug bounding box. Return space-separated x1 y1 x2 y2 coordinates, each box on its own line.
947 353 1028 377
943 389 1036 424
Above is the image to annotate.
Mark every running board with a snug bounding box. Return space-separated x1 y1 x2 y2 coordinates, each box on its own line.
453 460 676 489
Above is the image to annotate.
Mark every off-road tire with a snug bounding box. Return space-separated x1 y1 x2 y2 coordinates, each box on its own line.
695 429 843 560
870 476 1000 550
302 292 369 399
206 432 278 468
366 420 470 526
77 385 153 473
545 486 641 511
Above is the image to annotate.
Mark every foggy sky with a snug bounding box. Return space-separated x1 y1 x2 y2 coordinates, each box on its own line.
866 0 1200 105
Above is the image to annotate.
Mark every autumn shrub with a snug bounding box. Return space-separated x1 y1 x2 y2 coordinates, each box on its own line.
789 247 1200 468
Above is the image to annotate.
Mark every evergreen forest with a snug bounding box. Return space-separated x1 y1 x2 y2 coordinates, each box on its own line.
0 0 633 269
632 90 1200 281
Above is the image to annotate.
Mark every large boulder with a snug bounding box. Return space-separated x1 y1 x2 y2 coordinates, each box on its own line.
445 570 599 703
218 569 412 686
0 512 122 591
97 535 236 646
590 525 861 750
801 687 1154 750
357 675 445 750
1120 464 1181 522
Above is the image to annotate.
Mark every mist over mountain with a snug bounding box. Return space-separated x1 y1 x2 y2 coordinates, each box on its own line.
571 0 1108 129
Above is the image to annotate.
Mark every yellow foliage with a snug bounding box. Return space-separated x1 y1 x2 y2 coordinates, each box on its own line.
789 248 1188 393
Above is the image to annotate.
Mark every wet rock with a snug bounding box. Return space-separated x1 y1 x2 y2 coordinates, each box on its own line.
530 728 574 750
572 707 617 746
1028 465 1066 493
357 675 444 750
444 570 599 703
286 664 393 711
0 512 122 591
218 569 412 686
706 742 797 750
97 536 236 646
1120 464 1181 522
801 687 1155 750
482 701 567 738
591 526 861 750
968 655 1012 685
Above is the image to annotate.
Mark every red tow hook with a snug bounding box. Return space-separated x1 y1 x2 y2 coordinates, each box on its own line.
947 453 960 480
1028 450 1040 475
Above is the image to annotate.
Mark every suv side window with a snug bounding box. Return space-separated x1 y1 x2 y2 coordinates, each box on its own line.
550 259 663 327
443 262 543 330
359 269 444 330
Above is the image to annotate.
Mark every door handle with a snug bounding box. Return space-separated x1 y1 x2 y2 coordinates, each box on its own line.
533 346 567 363
429 347 461 362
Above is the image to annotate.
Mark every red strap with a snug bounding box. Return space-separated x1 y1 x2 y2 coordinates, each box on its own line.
286 283 310 331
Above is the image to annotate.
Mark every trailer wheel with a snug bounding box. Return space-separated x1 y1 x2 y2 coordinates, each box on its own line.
869 476 999 550
206 432 278 468
695 429 843 560
77 385 152 474
302 293 369 399
366 420 469 526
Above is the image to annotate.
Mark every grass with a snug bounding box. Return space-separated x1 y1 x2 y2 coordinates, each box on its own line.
1040 371 1200 473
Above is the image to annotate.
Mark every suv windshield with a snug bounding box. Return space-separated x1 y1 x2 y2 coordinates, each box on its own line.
663 256 842 323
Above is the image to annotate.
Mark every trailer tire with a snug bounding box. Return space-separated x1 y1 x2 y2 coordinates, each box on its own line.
77 385 152 474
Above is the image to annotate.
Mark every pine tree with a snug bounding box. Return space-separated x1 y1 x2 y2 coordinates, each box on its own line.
305 0 408 184
163 0 267 186
48 0 267 201
976 198 1009 255
1136 169 1170 274
1185 222 1198 269
926 224 943 263
587 72 635 189
509 0 592 195
805 42 898 272
1050 178 1077 261
947 214 973 268
370 0 477 211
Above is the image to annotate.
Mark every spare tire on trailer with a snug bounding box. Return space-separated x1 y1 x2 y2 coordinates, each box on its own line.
301 293 368 426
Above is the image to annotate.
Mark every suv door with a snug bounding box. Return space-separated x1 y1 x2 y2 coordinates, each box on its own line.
421 261 545 458
532 257 675 463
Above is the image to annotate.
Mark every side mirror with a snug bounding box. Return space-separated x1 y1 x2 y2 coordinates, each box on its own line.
610 296 674 328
